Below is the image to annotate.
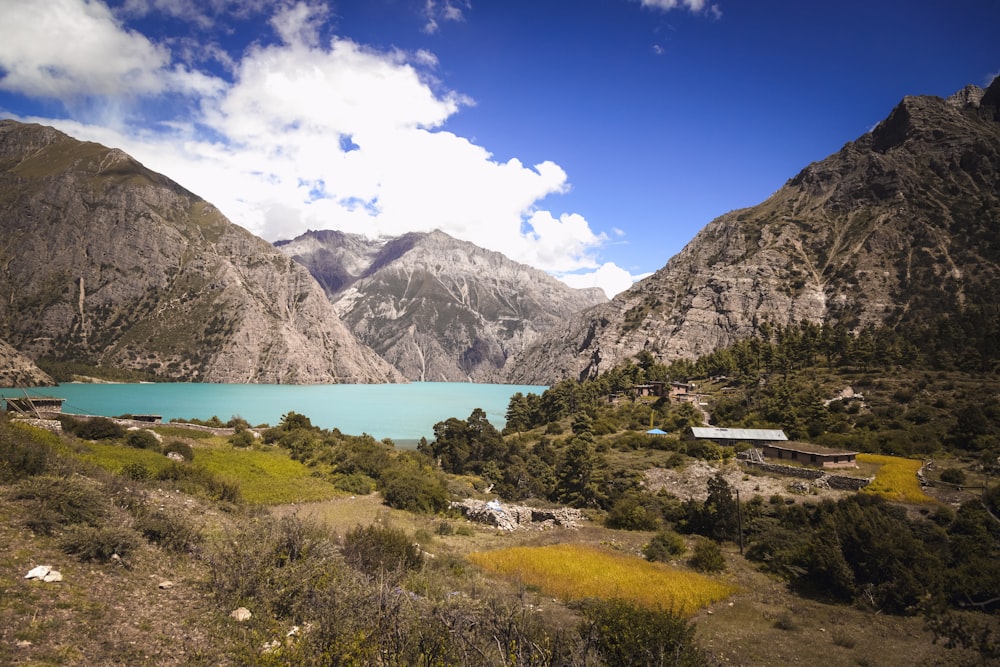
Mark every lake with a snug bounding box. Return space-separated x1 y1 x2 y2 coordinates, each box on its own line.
0 382 547 443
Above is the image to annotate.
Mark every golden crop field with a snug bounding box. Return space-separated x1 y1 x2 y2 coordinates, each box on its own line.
857 453 937 504
468 543 736 614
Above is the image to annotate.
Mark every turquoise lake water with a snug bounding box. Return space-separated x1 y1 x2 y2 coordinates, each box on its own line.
0 383 547 443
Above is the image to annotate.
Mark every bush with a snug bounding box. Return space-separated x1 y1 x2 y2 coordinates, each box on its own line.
939 467 967 485
0 420 54 480
342 523 423 577
579 598 706 666
643 530 686 562
606 493 661 531
133 508 203 553
72 416 125 440
377 457 449 514
207 515 338 620
228 430 255 448
689 537 726 573
125 429 159 449
59 524 140 562
13 475 109 534
120 462 151 481
162 439 194 461
333 472 376 495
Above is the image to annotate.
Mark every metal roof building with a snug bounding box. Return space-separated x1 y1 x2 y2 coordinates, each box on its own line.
690 427 788 443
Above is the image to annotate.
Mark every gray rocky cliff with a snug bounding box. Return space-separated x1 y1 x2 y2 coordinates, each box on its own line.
0 338 54 387
0 120 401 384
277 229 607 381
504 79 1000 384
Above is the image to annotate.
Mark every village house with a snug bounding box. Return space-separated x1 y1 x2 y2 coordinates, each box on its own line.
690 426 788 447
758 441 858 468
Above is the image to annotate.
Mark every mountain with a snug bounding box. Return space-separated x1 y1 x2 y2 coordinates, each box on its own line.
0 120 401 384
504 78 1000 384
276 229 607 381
0 338 54 387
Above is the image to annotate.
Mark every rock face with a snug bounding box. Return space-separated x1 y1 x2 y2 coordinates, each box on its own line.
504 79 1000 384
277 229 607 381
0 120 400 384
0 338 54 387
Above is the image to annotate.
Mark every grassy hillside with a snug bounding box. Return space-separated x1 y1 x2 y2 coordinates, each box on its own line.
1 405 995 665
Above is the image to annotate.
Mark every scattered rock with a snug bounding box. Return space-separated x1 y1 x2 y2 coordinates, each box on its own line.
158 580 174 590
451 499 584 531
25 565 62 582
231 607 252 622
166 451 186 462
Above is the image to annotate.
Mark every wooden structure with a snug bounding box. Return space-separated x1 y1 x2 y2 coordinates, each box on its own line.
5 396 66 417
759 441 858 468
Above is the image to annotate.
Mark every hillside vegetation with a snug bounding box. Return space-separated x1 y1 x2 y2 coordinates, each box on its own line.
3 317 999 665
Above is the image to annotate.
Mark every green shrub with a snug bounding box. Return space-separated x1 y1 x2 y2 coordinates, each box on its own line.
228 430 255 448
939 467 967 485
689 537 726 573
125 429 159 449
133 509 203 553
606 493 661 531
377 457 449 514
120 462 151 481
342 523 423 577
643 530 687 562
13 475 109 534
59 524 140 562
0 420 54 480
578 598 706 666
162 439 194 461
72 416 125 440
333 472 376 495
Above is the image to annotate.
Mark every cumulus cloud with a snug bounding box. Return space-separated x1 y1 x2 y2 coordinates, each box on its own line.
559 264 645 299
1 0 641 298
0 0 172 99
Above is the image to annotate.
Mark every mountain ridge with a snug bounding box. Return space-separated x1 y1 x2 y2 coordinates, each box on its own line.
502 78 1000 384
0 120 401 385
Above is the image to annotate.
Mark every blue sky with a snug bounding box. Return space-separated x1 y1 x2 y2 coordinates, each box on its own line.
1 0 997 297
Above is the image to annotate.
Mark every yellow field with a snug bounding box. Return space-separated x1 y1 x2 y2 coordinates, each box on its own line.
468 543 736 614
857 453 937 504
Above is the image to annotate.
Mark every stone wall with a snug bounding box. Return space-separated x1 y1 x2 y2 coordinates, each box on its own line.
740 460 871 490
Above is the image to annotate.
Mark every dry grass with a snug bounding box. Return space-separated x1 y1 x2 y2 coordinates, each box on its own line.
857 453 937 504
468 542 737 614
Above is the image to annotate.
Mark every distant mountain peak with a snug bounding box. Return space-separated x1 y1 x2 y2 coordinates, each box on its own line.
278 228 607 381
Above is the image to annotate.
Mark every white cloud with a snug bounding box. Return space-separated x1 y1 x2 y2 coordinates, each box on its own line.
640 0 721 17
3 0 649 294
559 263 645 299
422 0 470 34
0 0 173 99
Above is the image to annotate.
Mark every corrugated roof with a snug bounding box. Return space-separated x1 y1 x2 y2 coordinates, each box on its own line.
690 427 788 441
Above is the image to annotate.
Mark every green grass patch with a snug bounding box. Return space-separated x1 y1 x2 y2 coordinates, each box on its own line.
192 445 340 504
77 438 341 505
468 543 736 614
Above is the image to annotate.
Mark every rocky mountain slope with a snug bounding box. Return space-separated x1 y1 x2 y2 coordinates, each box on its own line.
0 339 54 387
0 120 401 384
277 229 607 381
504 78 1000 384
